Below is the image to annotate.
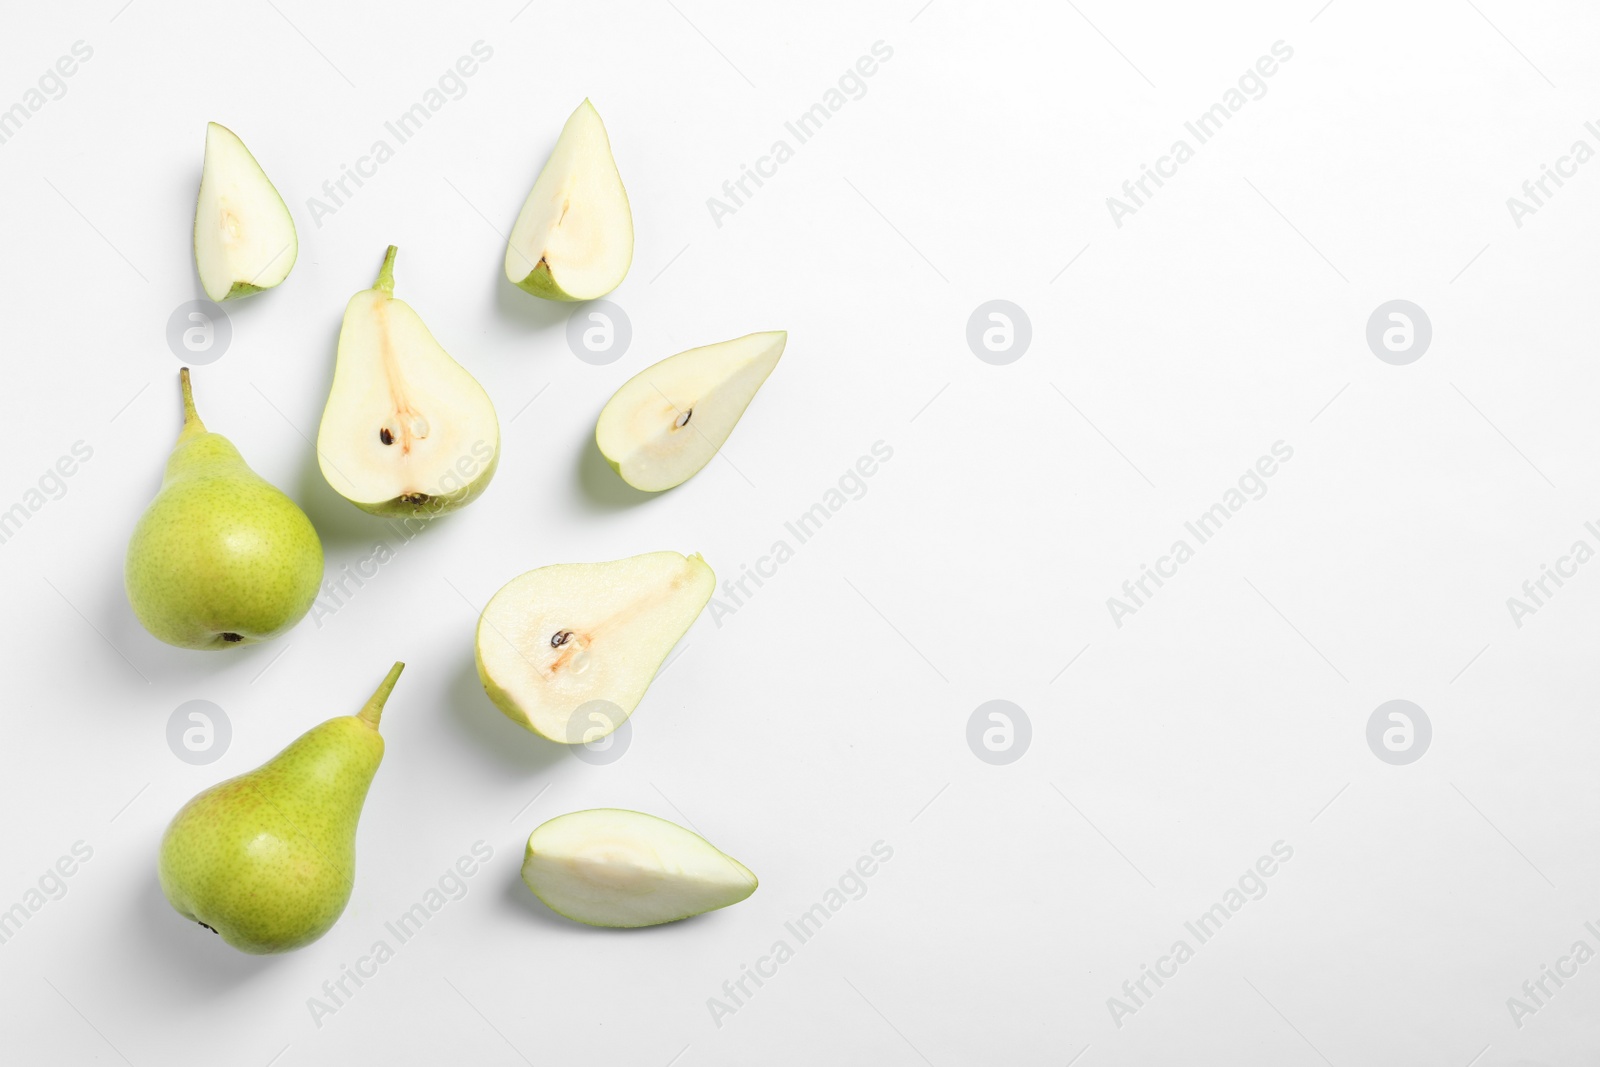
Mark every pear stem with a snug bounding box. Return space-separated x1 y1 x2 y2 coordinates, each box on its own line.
357 661 405 729
374 245 398 294
178 367 205 437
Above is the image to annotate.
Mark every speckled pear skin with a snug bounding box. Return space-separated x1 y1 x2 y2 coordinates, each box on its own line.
125 368 323 650
157 663 403 954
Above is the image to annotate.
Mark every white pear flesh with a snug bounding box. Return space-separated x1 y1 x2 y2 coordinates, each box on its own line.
596 331 786 492
475 552 713 742
504 100 633 301
193 122 297 302
522 809 757 927
317 246 500 517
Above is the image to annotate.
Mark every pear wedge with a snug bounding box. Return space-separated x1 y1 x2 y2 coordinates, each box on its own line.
475 552 713 742
596 331 786 491
504 100 633 301
193 122 297 301
317 246 500 518
522 809 757 928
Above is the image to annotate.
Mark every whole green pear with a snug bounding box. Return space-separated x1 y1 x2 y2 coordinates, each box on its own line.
158 662 404 954
125 368 323 649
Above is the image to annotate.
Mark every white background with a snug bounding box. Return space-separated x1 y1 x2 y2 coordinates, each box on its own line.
2 0 1599 1063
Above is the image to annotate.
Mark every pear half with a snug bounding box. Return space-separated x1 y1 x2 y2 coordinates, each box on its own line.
504 100 632 301
522 809 757 928
596 331 786 492
317 246 500 518
193 122 297 301
475 552 714 742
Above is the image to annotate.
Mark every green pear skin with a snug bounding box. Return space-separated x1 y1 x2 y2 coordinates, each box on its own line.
125 369 323 649
512 261 573 302
158 662 404 954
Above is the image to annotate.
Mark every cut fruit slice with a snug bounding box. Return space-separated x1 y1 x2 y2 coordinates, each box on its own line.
317 246 500 517
193 122 297 302
504 100 633 301
475 552 713 742
522 809 757 927
596 331 786 492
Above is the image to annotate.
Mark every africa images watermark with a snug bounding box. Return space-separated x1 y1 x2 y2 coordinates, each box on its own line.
1106 441 1294 628
0 40 94 148
1504 118 1600 229
1503 519 1600 629
1107 840 1295 1029
1106 40 1295 228
306 841 493 1028
706 40 894 228
706 841 894 1028
0 841 94 947
1504 917 1600 1029
1 440 94 548
709 440 894 626
306 40 495 228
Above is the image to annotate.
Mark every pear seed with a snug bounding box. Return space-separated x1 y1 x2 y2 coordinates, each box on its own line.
675 409 692 428
551 631 573 648
379 428 394 445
